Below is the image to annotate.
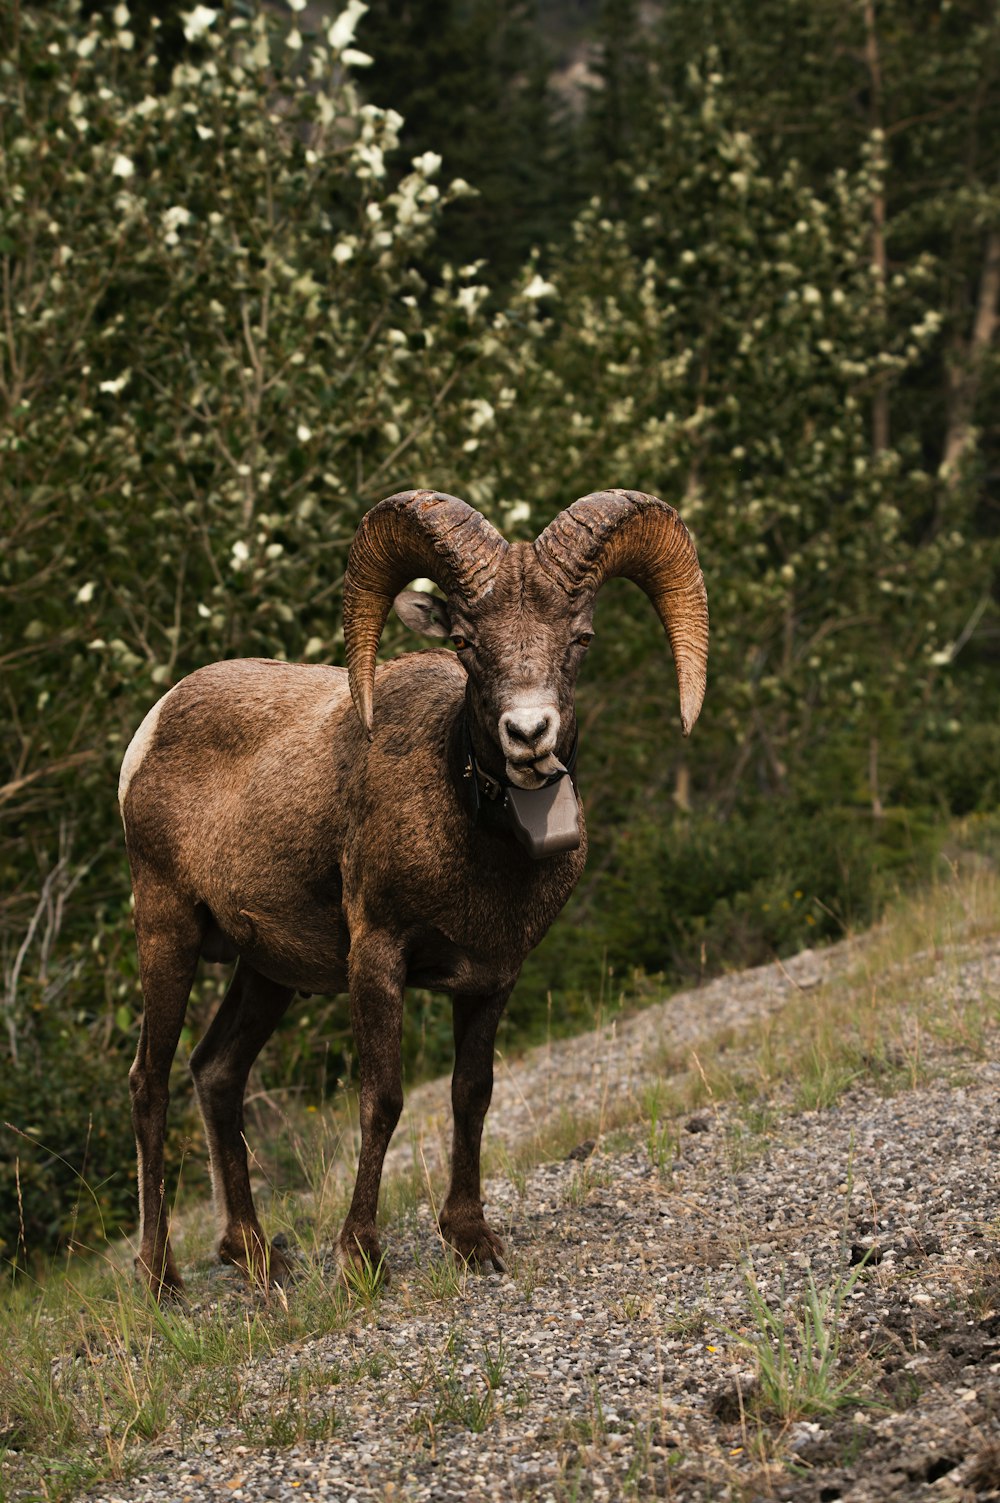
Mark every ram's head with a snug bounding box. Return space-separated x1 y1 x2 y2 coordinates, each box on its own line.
343 489 709 789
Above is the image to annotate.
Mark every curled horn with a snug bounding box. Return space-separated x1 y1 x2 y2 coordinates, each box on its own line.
343 489 508 737
533 489 709 735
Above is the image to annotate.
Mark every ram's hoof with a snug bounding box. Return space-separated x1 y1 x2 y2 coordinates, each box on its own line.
219 1230 295 1290
135 1253 186 1303
441 1216 508 1273
336 1232 389 1292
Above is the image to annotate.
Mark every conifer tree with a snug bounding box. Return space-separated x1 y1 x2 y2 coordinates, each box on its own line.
358 0 576 282
581 0 657 209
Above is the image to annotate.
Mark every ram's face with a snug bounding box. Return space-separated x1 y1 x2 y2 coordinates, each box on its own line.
447 545 594 790
395 542 594 789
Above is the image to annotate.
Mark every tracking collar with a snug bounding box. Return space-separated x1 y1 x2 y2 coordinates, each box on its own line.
462 722 581 859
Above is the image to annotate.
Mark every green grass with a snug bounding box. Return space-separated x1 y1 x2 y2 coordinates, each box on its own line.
642 1081 679 1173
412 1249 469 1302
240 1389 341 1449
0 1254 356 1501
724 1262 870 1423
340 1245 389 1307
648 850 1000 1123
431 1334 512 1432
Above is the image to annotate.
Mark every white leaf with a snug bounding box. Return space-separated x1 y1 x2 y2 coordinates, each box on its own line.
182 5 218 42
327 0 368 51
522 274 555 300
99 369 131 395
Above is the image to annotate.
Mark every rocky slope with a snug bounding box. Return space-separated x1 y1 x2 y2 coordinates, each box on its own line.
84 930 1000 1503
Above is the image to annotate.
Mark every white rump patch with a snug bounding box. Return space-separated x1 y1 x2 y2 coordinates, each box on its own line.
118 686 176 827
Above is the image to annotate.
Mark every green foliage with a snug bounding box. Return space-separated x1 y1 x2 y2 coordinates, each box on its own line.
581 0 655 207
1 0 998 1266
901 724 1000 817
0 873 143 1265
519 801 940 1006
1 0 479 777
469 71 990 780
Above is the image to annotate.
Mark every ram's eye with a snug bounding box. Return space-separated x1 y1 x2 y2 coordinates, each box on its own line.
574 631 594 647
450 634 471 651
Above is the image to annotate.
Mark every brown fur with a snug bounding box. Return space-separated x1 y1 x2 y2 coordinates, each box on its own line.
123 635 586 1291
122 526 702 1296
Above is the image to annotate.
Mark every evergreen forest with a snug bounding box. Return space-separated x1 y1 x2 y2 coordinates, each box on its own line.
1 0 998 1266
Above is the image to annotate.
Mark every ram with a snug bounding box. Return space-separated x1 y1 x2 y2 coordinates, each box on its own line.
119 488 708 1296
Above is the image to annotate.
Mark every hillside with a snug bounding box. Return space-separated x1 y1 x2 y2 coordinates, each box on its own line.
3 865 999 1501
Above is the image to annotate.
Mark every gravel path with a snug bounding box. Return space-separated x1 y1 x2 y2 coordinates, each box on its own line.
87 933 1000 1503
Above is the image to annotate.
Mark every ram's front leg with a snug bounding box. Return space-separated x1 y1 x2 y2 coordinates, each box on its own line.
439 987 512 1272
338 932 405 1280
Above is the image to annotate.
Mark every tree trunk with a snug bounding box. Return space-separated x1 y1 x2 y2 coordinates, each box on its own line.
869 735 884 821
673 758 691 813
941 226 1000 488
863 0 890 456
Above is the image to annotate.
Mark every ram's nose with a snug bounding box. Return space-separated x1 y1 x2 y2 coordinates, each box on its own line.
499 704 559 757
501 711 552 745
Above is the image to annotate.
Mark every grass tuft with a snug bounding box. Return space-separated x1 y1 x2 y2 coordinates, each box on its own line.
642 1082 679 1173
725 1261 870 1422
340 1245 388 1307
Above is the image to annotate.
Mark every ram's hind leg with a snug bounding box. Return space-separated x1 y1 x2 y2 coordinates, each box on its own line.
190 962 295 1287
338 933 405 1279
439 988 511 1272
130 880 204 1300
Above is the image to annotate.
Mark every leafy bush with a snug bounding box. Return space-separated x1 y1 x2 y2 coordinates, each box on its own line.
518 802 941 1006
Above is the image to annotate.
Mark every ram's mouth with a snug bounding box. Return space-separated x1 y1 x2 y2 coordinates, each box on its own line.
505 751 567 791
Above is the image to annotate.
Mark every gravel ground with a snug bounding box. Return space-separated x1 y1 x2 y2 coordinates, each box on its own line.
85 934 1000 1503
378 942 846 1183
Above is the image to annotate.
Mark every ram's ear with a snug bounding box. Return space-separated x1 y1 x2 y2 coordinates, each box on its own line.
393 588 452 639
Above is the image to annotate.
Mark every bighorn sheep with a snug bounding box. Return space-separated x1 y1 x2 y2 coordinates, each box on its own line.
119 488 708 1296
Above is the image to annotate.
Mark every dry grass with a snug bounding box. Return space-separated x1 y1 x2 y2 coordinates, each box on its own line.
645 852 1000 1124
